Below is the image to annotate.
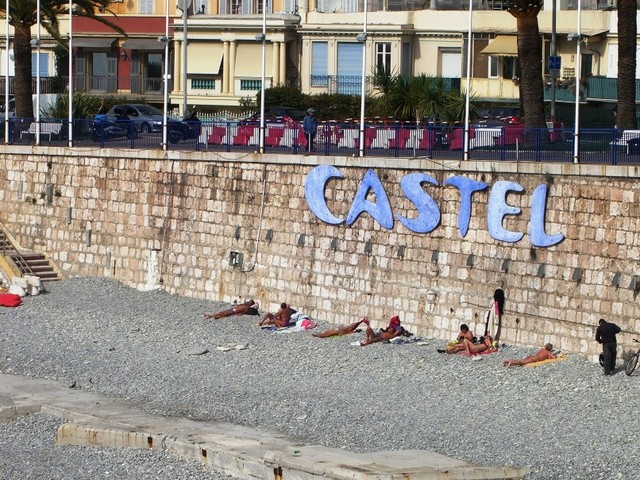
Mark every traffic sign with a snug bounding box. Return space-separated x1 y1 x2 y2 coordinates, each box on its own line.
549 55 561 72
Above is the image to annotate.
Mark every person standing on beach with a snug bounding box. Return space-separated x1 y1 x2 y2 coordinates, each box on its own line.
596 318 621 375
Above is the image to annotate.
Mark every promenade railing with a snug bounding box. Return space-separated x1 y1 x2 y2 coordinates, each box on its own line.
4 117 640 165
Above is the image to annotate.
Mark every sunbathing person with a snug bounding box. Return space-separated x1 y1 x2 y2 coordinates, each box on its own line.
438 324 475 353
463 335 493 355
259 302 294 328
503 343 557 367
203 299 257 319
359 315 404 346
313 318 369 338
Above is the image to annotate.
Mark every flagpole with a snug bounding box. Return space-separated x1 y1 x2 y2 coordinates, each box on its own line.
572 0 581 164
35 0 41 145
357 0 368 158
161 0 169 150
68 0 73 146
258 0 266 154
462 0 473 161
4 0 9 144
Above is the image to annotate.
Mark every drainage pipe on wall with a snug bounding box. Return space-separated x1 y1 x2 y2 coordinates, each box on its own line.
240 164 268 273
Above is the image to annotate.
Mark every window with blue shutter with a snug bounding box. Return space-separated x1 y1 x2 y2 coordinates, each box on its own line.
311 42 328 87
337 42 362 94
31 53 49 77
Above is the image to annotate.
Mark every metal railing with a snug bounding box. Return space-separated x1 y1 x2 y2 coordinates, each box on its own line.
4 117 640 165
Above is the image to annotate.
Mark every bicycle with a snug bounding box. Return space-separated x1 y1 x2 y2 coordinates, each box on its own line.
625 339 640 376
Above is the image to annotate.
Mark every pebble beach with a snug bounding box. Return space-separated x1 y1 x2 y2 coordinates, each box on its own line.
0 277 637 480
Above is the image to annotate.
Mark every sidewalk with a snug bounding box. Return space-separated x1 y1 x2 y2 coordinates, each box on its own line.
0 373 529 480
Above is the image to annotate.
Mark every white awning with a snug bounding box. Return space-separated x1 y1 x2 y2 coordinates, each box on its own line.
74 38 116 48
188 43 224 75
481 35 518 57
234 43 273 77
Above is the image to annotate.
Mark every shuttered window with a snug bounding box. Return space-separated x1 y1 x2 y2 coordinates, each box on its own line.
140 0 154 13
31 52 49 77
311 42 328 87
440 49 461 78
337 42 362 94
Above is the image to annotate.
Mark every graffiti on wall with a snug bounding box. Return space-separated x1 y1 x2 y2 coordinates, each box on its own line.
304 165 565 248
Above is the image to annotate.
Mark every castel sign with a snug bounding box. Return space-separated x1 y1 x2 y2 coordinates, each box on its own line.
304 165 565 248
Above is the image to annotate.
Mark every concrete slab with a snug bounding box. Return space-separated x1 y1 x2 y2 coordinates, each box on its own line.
0 373 530 480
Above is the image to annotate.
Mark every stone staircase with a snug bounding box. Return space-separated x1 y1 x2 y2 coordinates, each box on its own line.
0 229 59 281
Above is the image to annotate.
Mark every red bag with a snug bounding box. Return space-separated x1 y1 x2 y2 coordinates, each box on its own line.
0 293 22 307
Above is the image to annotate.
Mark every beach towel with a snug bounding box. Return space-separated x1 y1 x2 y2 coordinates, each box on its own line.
457 347 499 357
264 314 318 334
523 355 568 368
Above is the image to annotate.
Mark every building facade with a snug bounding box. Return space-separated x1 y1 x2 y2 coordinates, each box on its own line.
0 0 635 115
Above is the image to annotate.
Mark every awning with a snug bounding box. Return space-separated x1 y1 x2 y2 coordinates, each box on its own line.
121 39 164 51
73 38 116 48
234 43 273 77
188 43 224 75
481 35 518 56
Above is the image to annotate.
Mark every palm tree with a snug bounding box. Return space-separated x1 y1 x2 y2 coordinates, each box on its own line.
506 0 546 128
0 0 123 118
387 74 450 123
616 0 637 129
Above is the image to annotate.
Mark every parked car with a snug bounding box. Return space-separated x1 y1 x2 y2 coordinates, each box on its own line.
244 106 306 123
106 104 165 133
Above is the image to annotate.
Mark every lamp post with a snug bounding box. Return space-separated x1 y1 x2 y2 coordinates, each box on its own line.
160 0 170 150
357 0 368 158
572 0 582 164
5 0 9 144
257 0 266 154
462 0 473 161
67 0 73 146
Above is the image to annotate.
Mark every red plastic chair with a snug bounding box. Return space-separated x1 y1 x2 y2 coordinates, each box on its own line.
207 126 226 145
388 128 412 149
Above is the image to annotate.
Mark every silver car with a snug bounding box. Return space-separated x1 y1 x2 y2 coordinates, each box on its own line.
106 104 164 133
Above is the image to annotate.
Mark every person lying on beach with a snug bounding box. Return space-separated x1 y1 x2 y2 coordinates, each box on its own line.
503 343 557 367
313 318 369 338
203 300 257 319
463 335 493 355
259 302 294 328
358 315 404 346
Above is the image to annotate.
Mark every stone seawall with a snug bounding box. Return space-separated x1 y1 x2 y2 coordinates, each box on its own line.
1 145 639 361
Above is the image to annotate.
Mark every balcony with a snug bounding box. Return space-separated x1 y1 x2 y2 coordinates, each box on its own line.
59 76 172 98
0 77 64 95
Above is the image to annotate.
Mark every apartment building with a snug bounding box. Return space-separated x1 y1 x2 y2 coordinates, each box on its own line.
0 0 633 114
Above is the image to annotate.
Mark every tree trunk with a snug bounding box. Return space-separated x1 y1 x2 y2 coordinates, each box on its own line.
617 0 637 129
14 27 34 119
516 15 546 128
